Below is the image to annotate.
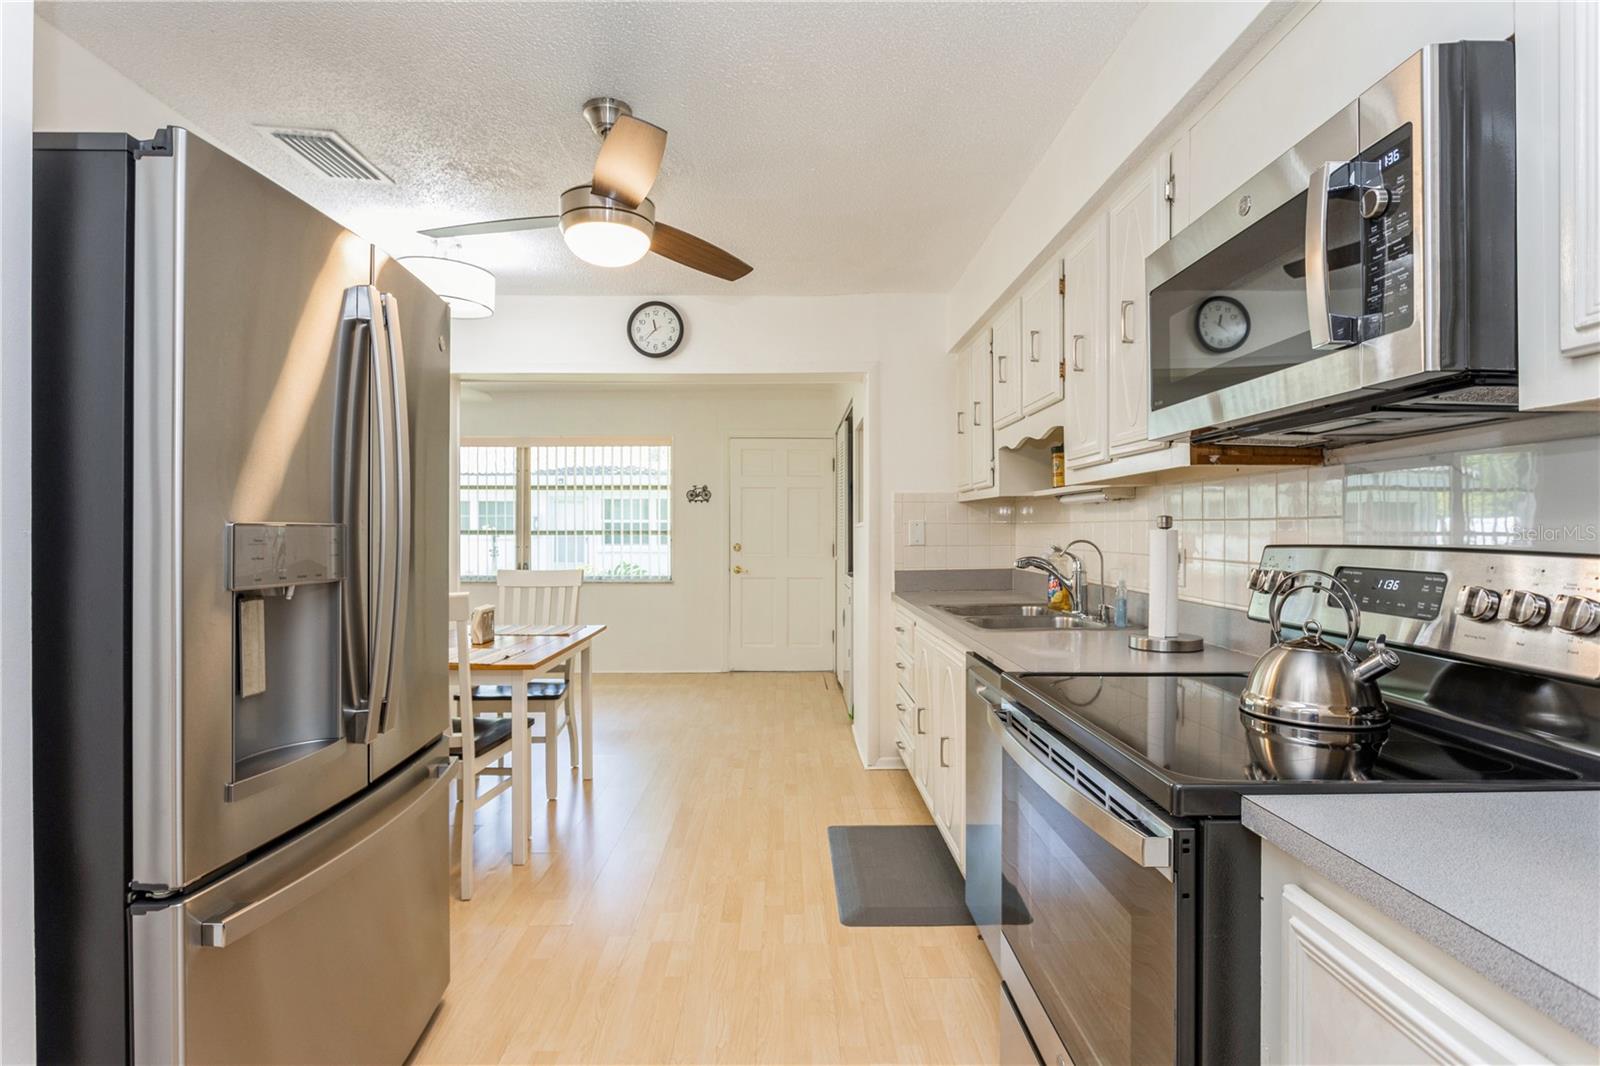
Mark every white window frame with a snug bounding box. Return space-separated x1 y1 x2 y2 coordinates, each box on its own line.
459 436 673 584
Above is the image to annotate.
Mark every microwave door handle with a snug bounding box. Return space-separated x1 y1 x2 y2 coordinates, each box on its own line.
378 293 411 732
1305 161 1361 351
992 712 1172 871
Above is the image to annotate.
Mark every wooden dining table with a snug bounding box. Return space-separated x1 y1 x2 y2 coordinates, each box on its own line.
448 622 606 865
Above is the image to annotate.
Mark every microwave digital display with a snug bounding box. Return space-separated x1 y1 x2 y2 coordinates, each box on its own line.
1360 124 1415 336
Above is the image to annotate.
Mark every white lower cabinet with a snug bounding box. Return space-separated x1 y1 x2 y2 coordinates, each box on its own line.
897 620 967 874
1260 842 1599 1065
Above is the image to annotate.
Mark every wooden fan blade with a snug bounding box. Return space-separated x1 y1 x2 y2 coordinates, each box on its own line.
591 115 667 208
650 222 752 281
418 215 558 239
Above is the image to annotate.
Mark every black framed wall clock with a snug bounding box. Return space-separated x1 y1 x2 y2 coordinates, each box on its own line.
628 301 684 358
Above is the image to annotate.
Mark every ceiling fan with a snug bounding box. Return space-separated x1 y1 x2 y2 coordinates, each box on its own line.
419 97 752 281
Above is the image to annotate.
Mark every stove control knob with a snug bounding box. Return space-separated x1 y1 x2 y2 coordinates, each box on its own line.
1248 567 1276 593
1501 590 1551 628
1455 585 1502 622
1552 594 1600 636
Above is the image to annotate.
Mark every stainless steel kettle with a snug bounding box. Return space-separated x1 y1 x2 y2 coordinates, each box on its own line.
1239 569 1400 729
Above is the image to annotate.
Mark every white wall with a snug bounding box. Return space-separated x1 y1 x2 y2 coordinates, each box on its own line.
33 15 208 136
1 5 33 1061
454 293 949 767
459 382 850 673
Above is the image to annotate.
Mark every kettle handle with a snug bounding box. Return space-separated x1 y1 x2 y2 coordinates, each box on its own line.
1269 569 1362 660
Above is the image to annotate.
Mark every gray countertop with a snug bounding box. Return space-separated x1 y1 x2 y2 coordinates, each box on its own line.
1244 792 1600 1044
893 589 1259 676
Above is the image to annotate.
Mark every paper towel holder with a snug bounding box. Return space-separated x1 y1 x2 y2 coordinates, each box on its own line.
1130 514 1204 653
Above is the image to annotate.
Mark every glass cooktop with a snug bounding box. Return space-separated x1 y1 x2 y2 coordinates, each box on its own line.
1002 673 1589 817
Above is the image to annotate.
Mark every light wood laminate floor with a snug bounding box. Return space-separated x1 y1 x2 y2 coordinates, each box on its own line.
411 672 1001 1065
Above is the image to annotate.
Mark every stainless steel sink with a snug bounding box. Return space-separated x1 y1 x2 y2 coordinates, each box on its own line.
965 614 1113 631
937 603 1050 617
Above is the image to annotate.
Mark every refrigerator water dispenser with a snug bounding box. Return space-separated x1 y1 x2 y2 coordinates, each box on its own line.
227 523 345 801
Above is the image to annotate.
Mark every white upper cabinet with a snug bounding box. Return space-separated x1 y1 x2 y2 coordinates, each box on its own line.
954 345 974 491
1062 215 1109 468
1020 258 1065 416
1517 0 1600 411
1106 161 1168 457
991 302 1023 429
968 333 995 491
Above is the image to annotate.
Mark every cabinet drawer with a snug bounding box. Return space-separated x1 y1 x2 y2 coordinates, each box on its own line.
894 723 915 767
895 684 916 735
894 651 914 694
892 609 915 656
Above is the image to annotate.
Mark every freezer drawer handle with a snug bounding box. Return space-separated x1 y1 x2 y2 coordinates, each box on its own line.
989 710 1171 870
198 758 458 949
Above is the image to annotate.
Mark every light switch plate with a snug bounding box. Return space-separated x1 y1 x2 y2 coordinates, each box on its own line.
907 519 926 546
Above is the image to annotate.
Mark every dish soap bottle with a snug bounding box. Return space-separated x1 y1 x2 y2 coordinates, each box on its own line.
1113 574 1128 628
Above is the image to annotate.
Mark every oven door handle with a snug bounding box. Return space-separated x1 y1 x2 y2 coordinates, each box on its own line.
990 711 1172 871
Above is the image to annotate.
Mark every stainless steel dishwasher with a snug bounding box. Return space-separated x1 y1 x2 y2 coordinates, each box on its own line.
964 654 1004 968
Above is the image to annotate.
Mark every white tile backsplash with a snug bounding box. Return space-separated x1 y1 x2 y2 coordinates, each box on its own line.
896 433 1600 609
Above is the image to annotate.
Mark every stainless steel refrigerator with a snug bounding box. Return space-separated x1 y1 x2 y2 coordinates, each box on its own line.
32 127 454 1064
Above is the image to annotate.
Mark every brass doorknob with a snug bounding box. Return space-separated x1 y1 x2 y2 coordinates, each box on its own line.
733 542 742 552
733 565 747 574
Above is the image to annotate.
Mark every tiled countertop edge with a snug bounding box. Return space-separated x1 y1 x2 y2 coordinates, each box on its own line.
1242 798 1600 1045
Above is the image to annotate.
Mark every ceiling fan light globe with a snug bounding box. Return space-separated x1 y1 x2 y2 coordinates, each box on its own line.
558 185 655 268
562 219 652 268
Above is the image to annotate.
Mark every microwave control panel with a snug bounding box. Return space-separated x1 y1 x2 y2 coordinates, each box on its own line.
1358 124 1415 337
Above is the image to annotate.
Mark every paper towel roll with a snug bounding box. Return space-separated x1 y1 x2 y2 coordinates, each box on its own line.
1148 520 1180 639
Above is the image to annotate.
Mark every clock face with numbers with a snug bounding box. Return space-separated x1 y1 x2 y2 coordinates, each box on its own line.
628 301 684 358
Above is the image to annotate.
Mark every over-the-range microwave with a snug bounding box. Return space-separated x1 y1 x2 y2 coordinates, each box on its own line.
1146 42 1518 446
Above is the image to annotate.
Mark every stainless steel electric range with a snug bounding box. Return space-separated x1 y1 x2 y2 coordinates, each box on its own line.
970 545 1600 1066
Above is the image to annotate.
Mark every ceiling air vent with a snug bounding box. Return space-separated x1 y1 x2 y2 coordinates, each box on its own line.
257 126 390 183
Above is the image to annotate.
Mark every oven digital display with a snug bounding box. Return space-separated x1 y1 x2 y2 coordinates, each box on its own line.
1331 565 1448 620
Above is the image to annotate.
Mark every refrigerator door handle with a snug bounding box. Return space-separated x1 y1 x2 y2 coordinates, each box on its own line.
378 293 411 734
338 285 395 744
198 757 458 948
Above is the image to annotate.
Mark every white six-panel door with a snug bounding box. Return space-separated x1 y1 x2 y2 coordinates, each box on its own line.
729 437 837 671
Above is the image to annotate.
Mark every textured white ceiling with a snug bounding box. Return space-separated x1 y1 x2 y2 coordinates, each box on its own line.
40 1 1146 296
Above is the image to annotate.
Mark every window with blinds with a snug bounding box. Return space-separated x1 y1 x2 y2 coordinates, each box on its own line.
458 440 672 582
459 445 518 581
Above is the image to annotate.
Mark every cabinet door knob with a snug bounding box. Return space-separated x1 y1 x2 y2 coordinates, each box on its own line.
1071 334 1086 371
732 565 747 574
1029 329 1040 362
1119 300 1136 344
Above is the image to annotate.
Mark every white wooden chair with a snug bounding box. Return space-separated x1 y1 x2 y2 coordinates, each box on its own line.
448 591 514 900
473 569 583 802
